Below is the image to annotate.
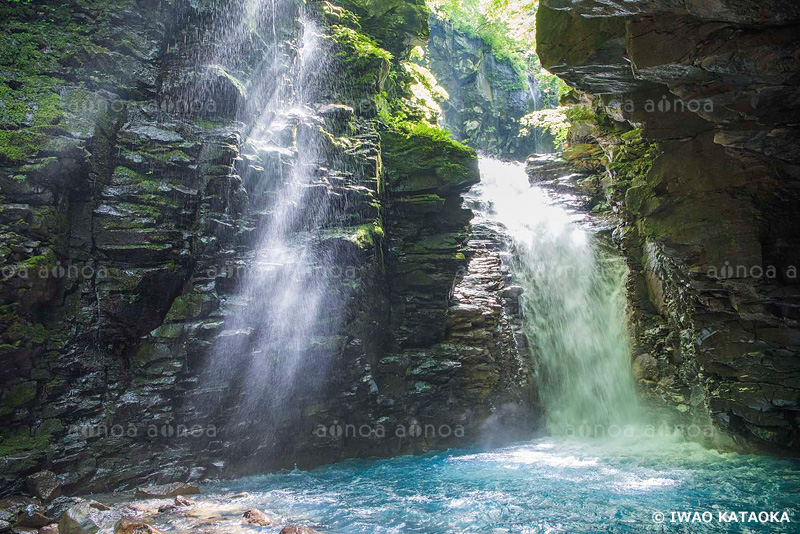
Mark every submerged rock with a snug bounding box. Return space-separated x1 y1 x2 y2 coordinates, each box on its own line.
242 509 275 527
58 502 116 534
280 527 323 534
134 484 200 499
16 504 52 528
173 496 194 508
114 517 165 534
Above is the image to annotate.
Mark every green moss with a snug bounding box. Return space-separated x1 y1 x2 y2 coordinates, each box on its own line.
1 381 37 409
5 322 48 346
0 129 46 162
334 0 428 57
381 122 479 194
195 119 225 130
609 127 660 205
102 243 172 251
331 26 392 62
322 222 384 250
396 193 445 204
22 248 57 270
165 292 211 322
208 64 248 99
326 24 393 105
0 425 53 459
353 222 385 248
113 165 148 181
151 149 192 164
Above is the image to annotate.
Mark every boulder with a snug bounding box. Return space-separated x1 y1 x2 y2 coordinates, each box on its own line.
632 354 659 381
242 509 275 527
25 471 62 503
16 504 52 528
45 498 85 524
57 502 116 534
114 517 165 534
134 484 200 499
525 154 576 183
280 527 323 534
173 496 193 508
0 497 38 523
39 525 60 534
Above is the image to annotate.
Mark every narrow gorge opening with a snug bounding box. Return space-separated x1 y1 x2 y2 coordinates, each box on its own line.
1 0 798 532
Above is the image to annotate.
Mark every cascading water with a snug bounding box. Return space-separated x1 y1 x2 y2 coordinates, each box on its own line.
193 1 352 459
472 159 641 434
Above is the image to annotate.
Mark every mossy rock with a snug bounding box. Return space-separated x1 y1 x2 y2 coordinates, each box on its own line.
382 124 479 195
334 0 429 58
326 24 393 105
164 292 216 322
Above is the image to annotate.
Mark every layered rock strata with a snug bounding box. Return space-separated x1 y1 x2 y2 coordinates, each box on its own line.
536 0 800 451
0 0 534 495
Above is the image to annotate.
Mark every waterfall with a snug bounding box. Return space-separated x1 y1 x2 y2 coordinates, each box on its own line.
194 1 349 458
474 159 640 435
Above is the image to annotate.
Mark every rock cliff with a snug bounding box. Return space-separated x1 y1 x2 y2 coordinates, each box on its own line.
427 17 547 159
0 0 534 495
535 0 800 451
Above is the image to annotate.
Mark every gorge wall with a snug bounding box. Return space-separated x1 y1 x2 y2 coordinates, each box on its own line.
0 0 534 495
535 0 800 451
427 17 546 159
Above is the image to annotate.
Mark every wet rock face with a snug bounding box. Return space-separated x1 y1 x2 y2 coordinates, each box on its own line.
427 17 545 159
0 0 535 495
536 1 800 450
24 471 61 502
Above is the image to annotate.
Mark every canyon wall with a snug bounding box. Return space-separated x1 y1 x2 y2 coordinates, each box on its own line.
0 0 533 495
427 17 546 159
536 0 800 451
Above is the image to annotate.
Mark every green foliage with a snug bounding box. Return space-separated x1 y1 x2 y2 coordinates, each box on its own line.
520 107 569 148
403 56 448 123
607 127 660 195
565 105 598 122
332 26 393 62
428 0 563 106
